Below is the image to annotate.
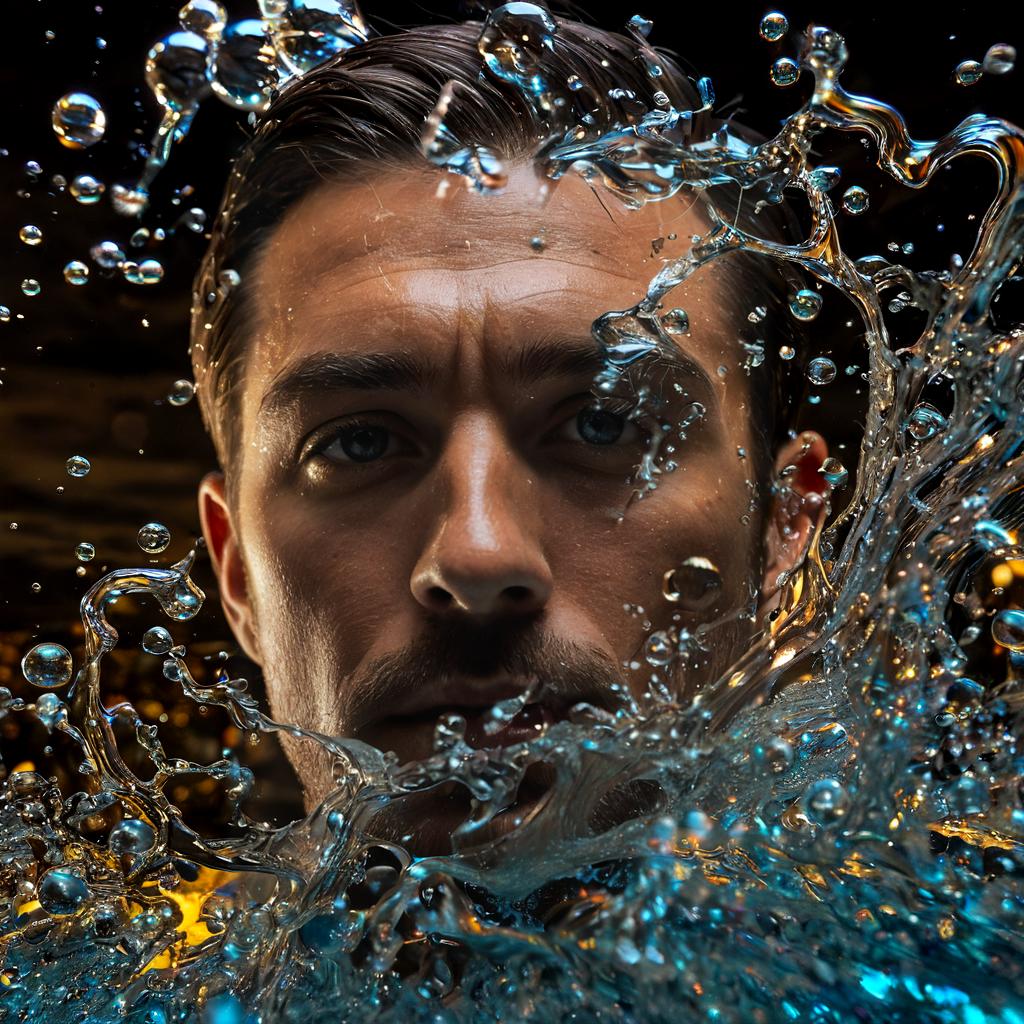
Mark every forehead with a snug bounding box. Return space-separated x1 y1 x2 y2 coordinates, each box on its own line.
245 163 738 409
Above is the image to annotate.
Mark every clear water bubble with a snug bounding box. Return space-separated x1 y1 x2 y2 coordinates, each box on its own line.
906 402 947 442
182 207 207 233
75 542 95 562
109 818 157 855
130 227 150 248
789 289 822 321
20 278 41 297
808 165 841 192
38 868 92 915
801 778 849 825
662 557 723 611
644 631 675 667
146 31 211 113
992 609 1024 651
955 59 983 86
51 92 107 149
770 57 800 87
819 457 848 488
983 43 1016 75
142 626 174 656
167 379 195 406
178 0 227 37
0 306 10 323
90 240 125 269
477 2 556 98
123 259 164 285
261 0 368 77
138 522 171 554
63 260 89 286
841 185 869 214
19 224 42 246
69 174 105 204
21 642 73 688
807 357 837 385
759 11 788 42
66 455 91 477
211 20 279 111
760 737 794 774
779 344 796 360
661 308 690 334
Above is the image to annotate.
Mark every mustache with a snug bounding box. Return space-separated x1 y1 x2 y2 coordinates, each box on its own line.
344 615 625 730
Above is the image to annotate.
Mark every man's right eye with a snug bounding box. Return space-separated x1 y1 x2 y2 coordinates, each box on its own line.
316 421 394 463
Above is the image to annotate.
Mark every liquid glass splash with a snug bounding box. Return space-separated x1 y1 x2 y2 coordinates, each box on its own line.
5 9 1024 1023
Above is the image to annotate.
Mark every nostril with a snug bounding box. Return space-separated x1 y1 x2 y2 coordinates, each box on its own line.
427 585 454 609
503 585 533 604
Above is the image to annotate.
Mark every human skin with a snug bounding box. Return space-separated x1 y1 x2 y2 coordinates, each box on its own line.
198 161 829 852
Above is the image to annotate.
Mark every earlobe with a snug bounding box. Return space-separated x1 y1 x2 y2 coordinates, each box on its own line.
197 472 262 665
759 431 831 609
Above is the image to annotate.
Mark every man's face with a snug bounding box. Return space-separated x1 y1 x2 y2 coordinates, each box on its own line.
199 162 825 850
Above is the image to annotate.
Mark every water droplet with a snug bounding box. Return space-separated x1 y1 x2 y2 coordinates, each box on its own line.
66 455 91 477
218 268 241 291
20 278 41 297
801 778 848 825
179 0 227 37
992 609 1024 651
819 457 848 488
142 626 174 655
644 630 675 667
51 92 107 149
138 522 171 554
0 306 10 323
38 868 91 915
167 379 195 406
478 2 557 100
808 165 841 192
63 260 89 286
109 818 157 855
747 305 767 323
779 344 796 360
661 308 690 334
90 240 125 269
841 185 869 214
955 59 983 86
75 542 95 562
807 356 836 385
759 11 788 42
183 207 207 233
789 289 822 321
211 20 279 111
260 0 368 77
146 31 211 113
760 737 794 774
529 235 545 251
30 582 42 593
69 174 105 204
19 224 42 246
129 227 150 248
906 402 947 442
110 184 149 217
662 557 723 611
21 642 73 688
983 43 1016 75
123 258 164 285
770 57 799 87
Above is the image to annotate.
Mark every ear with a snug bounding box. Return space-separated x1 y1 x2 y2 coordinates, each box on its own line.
198 471 262 665
759 431 830 616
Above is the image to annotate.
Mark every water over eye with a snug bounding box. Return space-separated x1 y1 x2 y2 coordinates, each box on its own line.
575 406 625 445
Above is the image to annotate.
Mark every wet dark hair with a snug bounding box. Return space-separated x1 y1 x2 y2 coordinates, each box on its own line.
191 18 803 486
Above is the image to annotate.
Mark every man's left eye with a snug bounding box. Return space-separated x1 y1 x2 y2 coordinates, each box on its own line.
565 406 638 446
319 423 394 463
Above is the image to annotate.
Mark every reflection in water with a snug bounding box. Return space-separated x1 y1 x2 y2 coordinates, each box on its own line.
4 5 1024 1021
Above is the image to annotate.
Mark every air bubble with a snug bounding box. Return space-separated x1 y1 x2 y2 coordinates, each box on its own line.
992 609 1024 651
138 522 171 554
955 60 982 86
759 11 788 42
21 642 73 688
789 289 822 321
123 259 164 285
38 868 92 915
21 279 41 297
109 818 157 855
807 357 836 385
75 542 95 562
70 174 105 204
63 260 89 286
167 379 195 406
51 92 107 149
841 185 869 214
90 240 125 269
770 57 799 87
66 455 91 477
19 225 42 246
802 778 849 825
644 631 675 667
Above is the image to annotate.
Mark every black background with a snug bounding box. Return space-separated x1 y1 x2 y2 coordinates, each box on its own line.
0 0 1021 823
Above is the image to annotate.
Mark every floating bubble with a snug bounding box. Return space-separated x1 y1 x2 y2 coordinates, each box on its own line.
955 60 983 86
138 522 171 554
38 868 92 915
906 402 947 442
167 379 195 406
142 626 174 656
992 609 1024 651
0 307 10 323
129 227 150 249
75 542 95 562
819 457 848 488
66 455 91 477
801 778 848 825
69 174 105 204
109 818 157 855
807 357 836 385
211 20 279 111
644 631 675 667
662 557 723 611
123 259 164 285
770 57 799 87
759 737 794 774
841 185 869 214
178 0 227 36
90 240 125 269
789 289 822 321
983 43 1016 75
21 642 73 688
779 344 796 360
21 278 40 297
261 0 368 77
19 224 42 246
759 11 788 42
182 207 207 233
661 308 689 334
808 165 841 192
63 260 89 286
146 31 211 113
51 92 107 149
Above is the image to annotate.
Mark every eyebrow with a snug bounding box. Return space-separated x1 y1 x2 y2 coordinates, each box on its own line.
258 336 712 419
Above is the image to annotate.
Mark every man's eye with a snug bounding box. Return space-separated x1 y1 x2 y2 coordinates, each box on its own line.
570 406 632 446
319 423 393 463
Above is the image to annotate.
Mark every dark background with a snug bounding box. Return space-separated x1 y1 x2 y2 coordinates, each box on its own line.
0 0 1021 825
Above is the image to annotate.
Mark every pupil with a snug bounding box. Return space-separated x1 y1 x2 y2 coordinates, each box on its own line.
577 407 624 445
341 425 388 462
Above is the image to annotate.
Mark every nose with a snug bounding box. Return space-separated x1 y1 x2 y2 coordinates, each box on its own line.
410 413 553 618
